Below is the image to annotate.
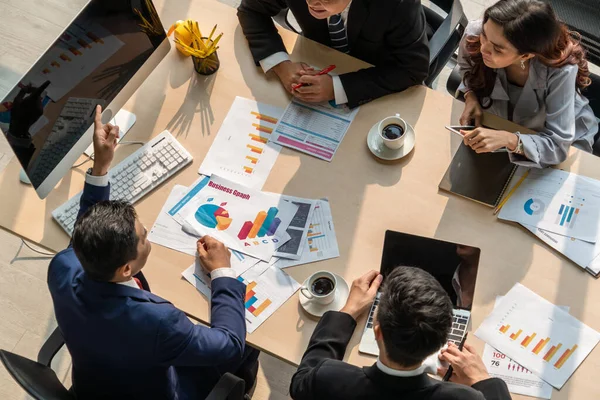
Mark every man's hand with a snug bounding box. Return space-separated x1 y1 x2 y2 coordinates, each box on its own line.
272 61 314 92
197 235 231 273
292 73 335 103
459 92 483 127
461 128 518 153
339 270 383 320
92 105 119 176
438 342 491 386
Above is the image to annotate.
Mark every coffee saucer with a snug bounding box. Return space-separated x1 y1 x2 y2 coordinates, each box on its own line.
367 122 416 161
299 273 350 318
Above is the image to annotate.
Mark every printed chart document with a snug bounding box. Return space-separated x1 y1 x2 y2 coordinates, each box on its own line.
198 97 284 189
181 176 298 261
475 283 600 389
274 199 340 269
274 195 317 260
498 169 600 242
482 296 569 399
182 263 300 333
271 100 359 162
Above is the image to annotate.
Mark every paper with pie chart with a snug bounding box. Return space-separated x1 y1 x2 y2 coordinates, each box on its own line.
181 176 298 261
498 168 600 242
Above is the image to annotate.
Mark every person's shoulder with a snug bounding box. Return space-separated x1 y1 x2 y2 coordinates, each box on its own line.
310 360 373 398
48 248 81 282
431 380 486 400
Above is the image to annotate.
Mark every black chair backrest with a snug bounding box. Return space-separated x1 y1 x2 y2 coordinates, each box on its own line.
0 350 74 400
206 372 246 400
584 73 600 118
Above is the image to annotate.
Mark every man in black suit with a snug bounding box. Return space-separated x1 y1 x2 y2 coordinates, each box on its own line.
290 267 511 400
237 0 429 108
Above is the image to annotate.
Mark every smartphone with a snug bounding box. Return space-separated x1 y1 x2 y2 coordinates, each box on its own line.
445 125 475 136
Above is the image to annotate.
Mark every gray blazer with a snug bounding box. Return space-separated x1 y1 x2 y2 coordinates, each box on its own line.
458 21 598 168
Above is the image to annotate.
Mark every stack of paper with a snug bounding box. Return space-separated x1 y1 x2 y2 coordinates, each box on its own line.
475 283 600 389
498 169 600 276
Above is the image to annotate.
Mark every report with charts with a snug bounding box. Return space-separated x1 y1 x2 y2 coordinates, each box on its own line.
198 97 284 189
271 99 359 162
482 296 570 399
475 283 600 389
498 168 600 242
182 262 300 333
181 176 298 261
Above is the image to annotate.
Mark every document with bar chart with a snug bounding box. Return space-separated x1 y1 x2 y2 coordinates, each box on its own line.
199 97 284 189
274 199 340 269
272 195 317 260
475 283 600 388
498 168 600 242
181 176 298 261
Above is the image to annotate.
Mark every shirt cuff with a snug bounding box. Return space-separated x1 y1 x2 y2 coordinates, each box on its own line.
85 171 110 187
332 75 348 105
210 268 238 280
259 52 290 73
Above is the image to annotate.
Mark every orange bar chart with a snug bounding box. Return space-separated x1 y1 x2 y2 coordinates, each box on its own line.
246 156 258 164
499 325 511 334
244 167 253 174
247 144 263 154
510 329 523 341
251 299 272 317
521 333 537 347
532 337 550 354
252 123 273 134
554 345 577 369
543 343 562 362
249 134 269 144
251 111 279 124
248 211 267 239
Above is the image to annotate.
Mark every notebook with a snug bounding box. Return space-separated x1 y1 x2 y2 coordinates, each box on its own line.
439 143 518 207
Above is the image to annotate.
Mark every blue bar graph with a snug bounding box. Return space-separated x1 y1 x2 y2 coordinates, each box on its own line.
560 206 569 226
257 207 279 237
245 296 258 308
566 207 575 223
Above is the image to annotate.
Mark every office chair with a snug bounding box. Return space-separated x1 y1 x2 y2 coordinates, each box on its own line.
423 0 468 88
273 9 300 34
0 327 248 400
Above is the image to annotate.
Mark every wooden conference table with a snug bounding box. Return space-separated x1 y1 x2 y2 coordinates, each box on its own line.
1 1 600 398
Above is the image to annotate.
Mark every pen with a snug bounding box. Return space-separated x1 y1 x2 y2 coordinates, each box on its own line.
494 169 531 215
443 333 468 382
292 65 336 91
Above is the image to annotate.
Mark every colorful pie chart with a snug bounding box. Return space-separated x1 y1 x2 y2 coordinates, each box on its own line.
523 198 545 216
195 204 232 230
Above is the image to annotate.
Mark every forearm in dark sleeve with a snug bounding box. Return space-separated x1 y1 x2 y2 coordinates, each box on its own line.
237 0 289 64
290 311 356 399
471 378 512 400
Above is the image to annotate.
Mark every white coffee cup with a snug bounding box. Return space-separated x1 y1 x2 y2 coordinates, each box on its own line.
377 113 407 150
300 271 337 305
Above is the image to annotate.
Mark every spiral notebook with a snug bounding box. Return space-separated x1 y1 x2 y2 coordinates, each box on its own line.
439 143 518 207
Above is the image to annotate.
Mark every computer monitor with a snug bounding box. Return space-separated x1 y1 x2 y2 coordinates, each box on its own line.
380 230 481 310
0 0 170 199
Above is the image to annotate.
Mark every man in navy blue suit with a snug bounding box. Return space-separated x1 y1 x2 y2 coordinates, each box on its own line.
47 106 258 400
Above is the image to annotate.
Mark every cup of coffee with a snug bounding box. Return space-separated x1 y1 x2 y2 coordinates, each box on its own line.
301 271 337 305
377 113 407 150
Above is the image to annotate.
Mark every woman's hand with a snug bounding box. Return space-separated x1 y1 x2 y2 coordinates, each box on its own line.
460 92 483 127
461 128 518 153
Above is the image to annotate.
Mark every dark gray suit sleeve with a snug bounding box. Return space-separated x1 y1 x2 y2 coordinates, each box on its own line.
237 0 289 64
471 378 512 400
289 311 357 400
339 2 429 108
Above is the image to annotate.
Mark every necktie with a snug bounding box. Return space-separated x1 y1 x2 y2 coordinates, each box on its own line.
328 14 349 54
133 277 144 290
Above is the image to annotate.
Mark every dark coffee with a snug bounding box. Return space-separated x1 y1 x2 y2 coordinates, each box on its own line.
382 123 405 140
312 277 335 295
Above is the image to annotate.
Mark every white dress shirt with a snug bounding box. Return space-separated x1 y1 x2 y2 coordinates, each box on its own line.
376 359 428 376
259 1 353 105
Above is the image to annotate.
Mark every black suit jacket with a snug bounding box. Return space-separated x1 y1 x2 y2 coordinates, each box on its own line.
237 0 430 108
290 311 512 400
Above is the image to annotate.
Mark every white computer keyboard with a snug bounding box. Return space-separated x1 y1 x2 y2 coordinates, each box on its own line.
52 130 192 236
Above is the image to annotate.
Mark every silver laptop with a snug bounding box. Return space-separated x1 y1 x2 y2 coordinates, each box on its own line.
359 230 481 356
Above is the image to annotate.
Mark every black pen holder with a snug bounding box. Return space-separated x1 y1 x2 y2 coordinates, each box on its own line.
192 39 220 75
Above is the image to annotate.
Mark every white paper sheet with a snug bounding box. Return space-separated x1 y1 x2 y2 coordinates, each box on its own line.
482 296 570 399
182 263 300 333
498 169 600 242
271 99 359 162
181 176 298 261
273 199 340 269
475 283 600 389
198 97 284 189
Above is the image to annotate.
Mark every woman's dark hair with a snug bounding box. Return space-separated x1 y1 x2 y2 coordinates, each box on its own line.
464 0 591 102
72 200 139 282
377 267 453 367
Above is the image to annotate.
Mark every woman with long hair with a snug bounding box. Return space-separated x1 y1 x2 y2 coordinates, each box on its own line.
457 0 598 168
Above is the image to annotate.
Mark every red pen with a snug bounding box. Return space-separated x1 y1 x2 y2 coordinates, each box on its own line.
292 65 336 91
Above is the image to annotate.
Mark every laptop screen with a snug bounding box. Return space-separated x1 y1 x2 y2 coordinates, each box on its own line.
380 230 481 310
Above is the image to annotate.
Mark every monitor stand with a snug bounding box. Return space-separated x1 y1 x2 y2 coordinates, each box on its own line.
18 109 137 186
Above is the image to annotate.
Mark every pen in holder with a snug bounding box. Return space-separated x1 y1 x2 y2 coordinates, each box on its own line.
192 38 220 75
